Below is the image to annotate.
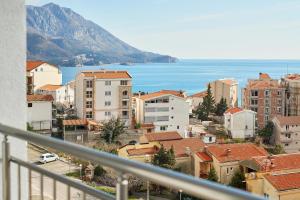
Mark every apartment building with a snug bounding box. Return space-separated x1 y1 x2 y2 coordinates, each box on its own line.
224 107 257 139
26 61 62 94
27 94 54 131
186 91 207 114
281 74 300 116
242 153 300 199
209 79 238 108
193 143 268 184
75 70 132 126
37 84 65 104
242 73 285 129
135 90 189 137
272 116 300 153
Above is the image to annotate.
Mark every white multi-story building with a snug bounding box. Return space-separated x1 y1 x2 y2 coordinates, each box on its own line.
65 80 75 108
75 70 132 126
272 116 300 153
186 91 206 115
135 90 189 137
26 61 62 94
27 94 54 131
224 107 256 139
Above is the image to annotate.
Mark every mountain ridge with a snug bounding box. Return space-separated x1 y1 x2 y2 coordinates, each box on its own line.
27 3 177 66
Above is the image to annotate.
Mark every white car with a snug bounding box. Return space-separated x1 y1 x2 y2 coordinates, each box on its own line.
39 153 59 164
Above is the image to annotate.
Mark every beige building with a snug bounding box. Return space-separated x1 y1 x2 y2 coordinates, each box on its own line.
209 79 238 108
272 116 300 153
281 74 300 116
26 61 62 94
75 70 132 126
186 91 206 114
242 73 285 129
193 143 268 184
241 153 300 199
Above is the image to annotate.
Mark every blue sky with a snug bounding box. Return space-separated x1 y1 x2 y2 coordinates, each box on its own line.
26 0 300 59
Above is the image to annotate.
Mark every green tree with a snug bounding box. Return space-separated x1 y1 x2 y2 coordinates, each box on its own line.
101 117 126 143
196 84 215 120
258 121 274 144
152 145 176 169
272 144 285 154
94 165 106 177
229 170 246 189
215 97 228 116
207 167 218 182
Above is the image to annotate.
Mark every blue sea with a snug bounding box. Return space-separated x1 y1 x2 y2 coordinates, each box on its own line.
61 59 300 99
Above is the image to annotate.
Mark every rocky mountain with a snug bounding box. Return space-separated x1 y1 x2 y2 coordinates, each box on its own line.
27 3 177 66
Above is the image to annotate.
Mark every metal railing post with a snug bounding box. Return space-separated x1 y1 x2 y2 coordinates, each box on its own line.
116 173 128 200
2 135 10 200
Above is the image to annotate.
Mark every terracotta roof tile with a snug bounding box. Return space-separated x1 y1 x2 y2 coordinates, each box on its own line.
189 91 207 98
38 84 63 91
225 107 243 114
265 172 300 191
161 138 205 157
139 90 185 100
140 131 182 143
259 73 271 80
81 70 131 79
26 61 46 71
274 116 300 126
207 143 268 163
27 95 54 102
285 74 300 81
127 146 159 156
196 152 212 162
253 153 300 172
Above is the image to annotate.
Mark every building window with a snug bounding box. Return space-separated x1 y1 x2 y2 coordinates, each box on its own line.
105 101 111 106
122 111 128 117
105 81 111 86
286 133 291 138
277 107 282 113
251 90 258 97
122 101 128 106
285 143 289 146
265 107 269 114
86 80 93 88
86 91 92 98
264 193 269 199
177 125 180 129
123 90 128 96
86 101 92 108
251 99 258 105
250 107 258 112
160 126 167 131
265 90 270 96
86 111 93 119
28 103 32 107
105 111 111 116
265 115 269 121
277 91 282 96
105 91 111 96
265 99 270 106
120 80 128 85
226 168 229 175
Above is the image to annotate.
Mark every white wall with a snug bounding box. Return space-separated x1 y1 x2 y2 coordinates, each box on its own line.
0 0 28 198
27 101 52 130
29 63 62 91
75 74 85 119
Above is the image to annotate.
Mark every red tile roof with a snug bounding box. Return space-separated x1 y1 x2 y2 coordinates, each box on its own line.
274 116 300 126
196 152 212 162
207 143 268 163
160 138 205 157
63 119 88 126
253 153 300 172
81 70 131 79
285 74 300 81
139 90 185 100
127 146 159 156
27 95 54 102
140 131 182 143
259 73 271 80
27 61 46 71
265 172 300 191
38 84 63 91
225 107 243 114
220 79 237 85
189 91 207 98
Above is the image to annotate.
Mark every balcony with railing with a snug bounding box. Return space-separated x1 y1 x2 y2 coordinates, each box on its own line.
0 123 264 200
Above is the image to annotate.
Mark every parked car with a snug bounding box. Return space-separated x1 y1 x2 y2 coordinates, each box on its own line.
39 153 59 164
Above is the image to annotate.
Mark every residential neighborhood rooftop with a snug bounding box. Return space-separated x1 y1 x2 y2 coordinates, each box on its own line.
274 115 300 126
62 119 88 126
27 94 54 102
139 90 185 100
264 172 300 191
259 73 271 80
189 91 207 98
160 138 205 157
80 70 132 79
225 107 243 114
196 152 213 162
127 146 159 156
38 84 63 91
26 60 47 71
140 131 182 143
206 143 268 163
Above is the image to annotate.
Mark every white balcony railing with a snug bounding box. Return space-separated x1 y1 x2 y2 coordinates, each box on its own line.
0 123 264 200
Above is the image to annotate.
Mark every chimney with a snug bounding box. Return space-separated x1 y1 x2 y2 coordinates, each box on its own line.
226 148 231 156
